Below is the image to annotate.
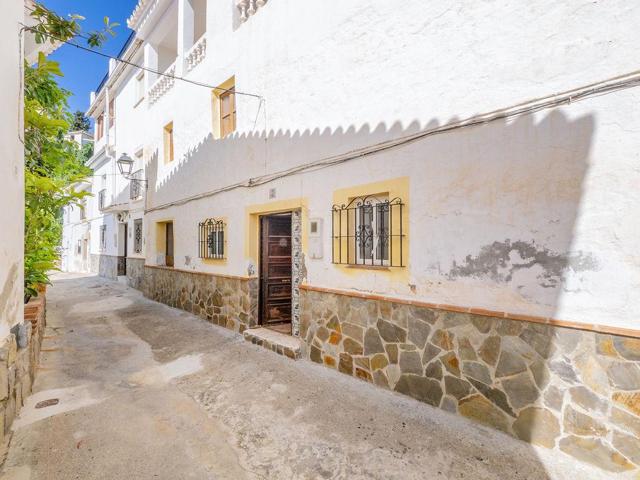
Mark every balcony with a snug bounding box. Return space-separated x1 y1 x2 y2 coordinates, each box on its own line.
236 0 268 23
98 189 107 211
149 61 176 105
129 170 144 200
185 36 206 73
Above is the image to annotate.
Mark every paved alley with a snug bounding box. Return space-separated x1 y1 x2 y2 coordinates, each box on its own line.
0 274 614 480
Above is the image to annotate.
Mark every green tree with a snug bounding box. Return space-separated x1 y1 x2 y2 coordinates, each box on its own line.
23 4 117 299
70 111 90 132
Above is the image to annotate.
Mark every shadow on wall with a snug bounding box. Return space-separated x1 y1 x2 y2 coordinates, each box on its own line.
126 109 640 475
147 109 596 321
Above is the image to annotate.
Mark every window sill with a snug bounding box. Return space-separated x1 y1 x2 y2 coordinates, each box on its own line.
342 264 391 271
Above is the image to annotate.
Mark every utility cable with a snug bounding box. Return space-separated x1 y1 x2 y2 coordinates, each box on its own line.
144 67 640 214
20 24 263 99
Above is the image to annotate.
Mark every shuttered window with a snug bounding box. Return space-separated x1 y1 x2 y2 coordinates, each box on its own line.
220 87 236 138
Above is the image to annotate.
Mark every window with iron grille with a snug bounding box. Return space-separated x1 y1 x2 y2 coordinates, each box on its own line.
198 218 225 259
133 219 143 253
99 225 107 251
332 195 405 267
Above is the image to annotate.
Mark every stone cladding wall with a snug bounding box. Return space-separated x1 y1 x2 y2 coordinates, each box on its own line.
90 254 118 279
126 257 145 291
143 266 258 333
0 295 46 454
300 287 640 474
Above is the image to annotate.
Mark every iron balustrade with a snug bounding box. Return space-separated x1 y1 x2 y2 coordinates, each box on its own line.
198 218 225 259
129 170 144 199
331 195 405 267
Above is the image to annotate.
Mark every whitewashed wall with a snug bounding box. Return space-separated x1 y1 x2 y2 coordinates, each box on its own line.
0 1 25 340
99 0 640 331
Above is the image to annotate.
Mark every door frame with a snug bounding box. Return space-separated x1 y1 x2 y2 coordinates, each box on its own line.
258 212 293 330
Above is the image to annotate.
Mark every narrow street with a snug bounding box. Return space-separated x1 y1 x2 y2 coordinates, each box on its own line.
1 274 609 480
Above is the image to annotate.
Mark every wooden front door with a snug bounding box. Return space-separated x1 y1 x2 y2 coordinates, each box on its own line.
165 222 174 267
260 213 292 329
118 223 128 276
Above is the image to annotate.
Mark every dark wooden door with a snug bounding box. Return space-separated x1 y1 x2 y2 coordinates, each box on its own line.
118 223 128 276
166 222 174 267
260 213 292 328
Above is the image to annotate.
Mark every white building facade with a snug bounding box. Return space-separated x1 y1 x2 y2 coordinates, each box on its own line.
64 0 640 472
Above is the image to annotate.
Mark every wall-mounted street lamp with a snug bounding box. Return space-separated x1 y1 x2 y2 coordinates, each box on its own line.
117 153 148 188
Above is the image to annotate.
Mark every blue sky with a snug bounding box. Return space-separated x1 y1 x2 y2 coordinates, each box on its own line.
43 0 139 115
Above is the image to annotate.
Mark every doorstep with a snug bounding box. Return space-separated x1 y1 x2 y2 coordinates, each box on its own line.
243 327 302 360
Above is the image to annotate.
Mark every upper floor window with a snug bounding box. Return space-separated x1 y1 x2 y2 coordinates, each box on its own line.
96 114 104 140
212 77 236 139
163 122 174 163
98 189 107 211
332 195 405 267
79 199 86 220
198 218 225 259
135 71 145 105
220 87 236 138
108 99 115 128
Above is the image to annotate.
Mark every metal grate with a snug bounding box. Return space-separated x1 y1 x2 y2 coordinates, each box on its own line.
133 219 143 253
331 195 405 267
198 218 225 259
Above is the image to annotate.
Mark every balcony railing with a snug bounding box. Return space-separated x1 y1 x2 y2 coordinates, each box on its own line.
129 170 144 200
236 0 268 23
98 189 107 211
149 61 176 105
185 36 207 73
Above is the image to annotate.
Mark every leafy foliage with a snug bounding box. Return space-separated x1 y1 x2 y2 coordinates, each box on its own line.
27 4 118 48
23 4 116 299
24 53 91 299
70 111 91 132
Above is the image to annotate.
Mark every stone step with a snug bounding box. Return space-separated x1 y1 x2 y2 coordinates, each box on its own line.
243 327 302 360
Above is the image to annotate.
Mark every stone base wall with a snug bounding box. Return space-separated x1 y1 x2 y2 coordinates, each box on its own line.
126 257 145 291
90 254 118 280
143 266 258 333
1 294 46 453
300 287 640 474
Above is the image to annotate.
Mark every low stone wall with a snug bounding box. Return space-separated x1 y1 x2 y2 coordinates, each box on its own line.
1 294 46 451
90 254 118 279
300 287 640 474
126 257 145 291
143 266 258 333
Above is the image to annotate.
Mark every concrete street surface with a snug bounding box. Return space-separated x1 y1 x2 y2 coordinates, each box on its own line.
1 273 612 479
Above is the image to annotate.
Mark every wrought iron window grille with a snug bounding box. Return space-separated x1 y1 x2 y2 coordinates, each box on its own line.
133 219 143 253
331 195 405 267
198 218 225 259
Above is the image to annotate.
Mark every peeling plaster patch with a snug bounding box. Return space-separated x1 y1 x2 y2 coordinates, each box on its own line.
448 240 597 289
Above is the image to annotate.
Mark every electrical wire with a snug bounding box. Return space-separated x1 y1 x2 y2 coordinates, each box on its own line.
20 24 262 99
144 67 640 214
